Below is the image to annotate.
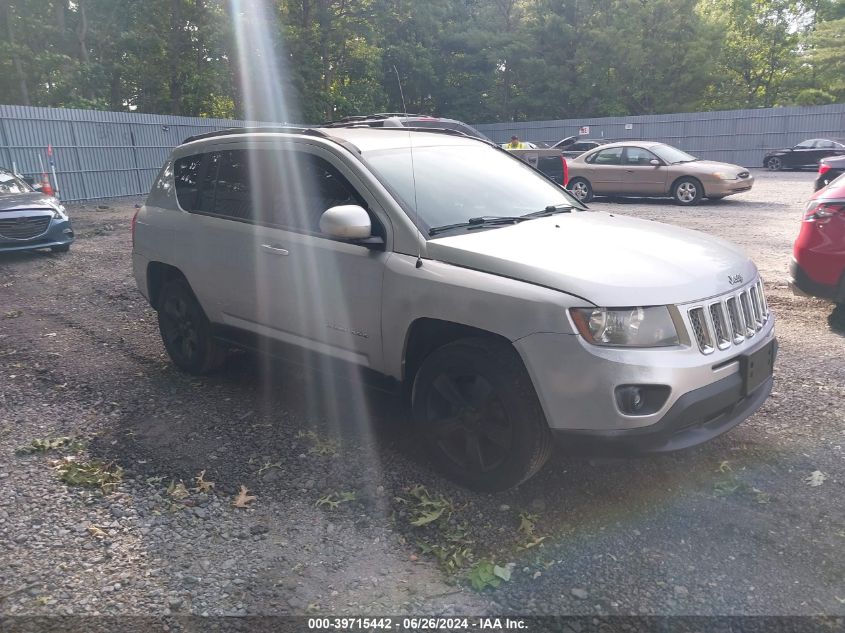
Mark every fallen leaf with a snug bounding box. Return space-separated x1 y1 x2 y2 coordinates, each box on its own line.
87 525 107 538
232 485 256 508
805 470 828 487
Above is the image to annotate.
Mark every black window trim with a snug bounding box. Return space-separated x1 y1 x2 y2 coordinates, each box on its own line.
180 145 387 248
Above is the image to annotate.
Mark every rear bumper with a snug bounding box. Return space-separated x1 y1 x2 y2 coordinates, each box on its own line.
0 218 74 253
788 258 841 301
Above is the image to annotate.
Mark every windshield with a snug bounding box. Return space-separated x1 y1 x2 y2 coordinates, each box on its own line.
651 144 697 164
0 172 33 194
365 145 580 233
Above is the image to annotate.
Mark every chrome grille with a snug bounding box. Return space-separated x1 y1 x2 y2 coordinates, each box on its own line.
0 215 51 240
709 303 731 349
687 279 771 354
688 308 713 353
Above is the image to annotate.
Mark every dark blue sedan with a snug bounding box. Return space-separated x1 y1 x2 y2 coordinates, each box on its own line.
0 170 74 254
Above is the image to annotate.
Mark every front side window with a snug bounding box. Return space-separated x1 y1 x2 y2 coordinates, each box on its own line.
190 147 368 235
624 147 658 166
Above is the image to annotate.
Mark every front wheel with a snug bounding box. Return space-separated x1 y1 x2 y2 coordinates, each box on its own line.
766 156 783 171
672 177 702 205
157 278 226 374
567 177 593 203
411 338 552 491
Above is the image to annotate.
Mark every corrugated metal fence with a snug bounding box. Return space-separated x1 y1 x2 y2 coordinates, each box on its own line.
473 103 845 168
1 103 844 201
0 105 278 202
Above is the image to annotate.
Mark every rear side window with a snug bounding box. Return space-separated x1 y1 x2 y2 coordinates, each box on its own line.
173 154 203 210
589 147 623 165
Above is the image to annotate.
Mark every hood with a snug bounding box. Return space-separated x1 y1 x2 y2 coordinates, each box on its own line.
0 192 60 211
426 213 757 306
684 160 748 174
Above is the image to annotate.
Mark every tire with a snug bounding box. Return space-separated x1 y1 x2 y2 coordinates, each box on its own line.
50 244 70 253
672 177 703 206
766 156 783 171
567 177 593 203
411 337 552 492
157 278 226 374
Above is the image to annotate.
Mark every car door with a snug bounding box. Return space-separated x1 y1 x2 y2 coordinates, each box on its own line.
621 146 668 195
187 142 388 369
788 140 818 168
251 143 390 369
583 147 624 193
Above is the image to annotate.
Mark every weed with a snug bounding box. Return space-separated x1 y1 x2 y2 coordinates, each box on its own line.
15 436 84 455
54 457 122 492
404 484 454 526
257 460 283 476
167 480 190 500
296 430 339 457
315 491 356 509
467 559 511 591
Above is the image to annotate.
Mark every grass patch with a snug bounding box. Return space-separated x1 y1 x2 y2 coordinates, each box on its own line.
15 436 85 455
53 457 123 492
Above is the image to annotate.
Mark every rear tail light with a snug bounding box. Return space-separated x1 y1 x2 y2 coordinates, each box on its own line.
131 208 139 246
561 156 569 187
804 199 845 221
819 162 831 175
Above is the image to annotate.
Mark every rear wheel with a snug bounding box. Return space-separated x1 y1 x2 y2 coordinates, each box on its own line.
157 279 226 374
411 337 552 491
766 156 783 171
568 177 593 203
672 177 702 205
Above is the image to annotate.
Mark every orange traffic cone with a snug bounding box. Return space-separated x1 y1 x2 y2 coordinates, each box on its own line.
40 173 53 196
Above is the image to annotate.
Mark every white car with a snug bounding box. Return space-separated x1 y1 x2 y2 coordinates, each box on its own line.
132 126 776 491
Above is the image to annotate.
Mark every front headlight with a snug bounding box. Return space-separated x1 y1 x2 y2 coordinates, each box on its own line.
52 204 67 219
712 171 737 180
570 306 679 347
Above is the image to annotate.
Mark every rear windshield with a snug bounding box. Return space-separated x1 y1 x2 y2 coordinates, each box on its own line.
365 144 579 231
0 172 33 194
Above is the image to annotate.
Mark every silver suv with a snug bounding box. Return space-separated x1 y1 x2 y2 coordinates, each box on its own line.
132 126 776 491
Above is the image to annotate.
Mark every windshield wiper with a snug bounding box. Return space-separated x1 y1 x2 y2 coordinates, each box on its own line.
521 204 573 218
428 215 526 236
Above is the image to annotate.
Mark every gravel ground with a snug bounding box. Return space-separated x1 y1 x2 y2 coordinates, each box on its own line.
0 169 843 619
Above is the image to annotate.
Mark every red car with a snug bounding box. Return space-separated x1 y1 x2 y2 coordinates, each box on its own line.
789 173 845 305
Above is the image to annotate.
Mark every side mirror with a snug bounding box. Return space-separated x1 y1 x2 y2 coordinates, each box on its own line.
649 159 662 167
319 205 372 240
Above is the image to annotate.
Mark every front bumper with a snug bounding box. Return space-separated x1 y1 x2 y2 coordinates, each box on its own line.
551 361 774 454
515 308 775 451
0 217 74 253
788 258 841 301
706 175 754 197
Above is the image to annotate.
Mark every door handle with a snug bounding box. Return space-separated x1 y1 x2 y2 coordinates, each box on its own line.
261 243 289 256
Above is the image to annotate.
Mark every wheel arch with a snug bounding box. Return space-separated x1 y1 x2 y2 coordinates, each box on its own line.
147 262 189 310
671 174 705 198
401 318 517 387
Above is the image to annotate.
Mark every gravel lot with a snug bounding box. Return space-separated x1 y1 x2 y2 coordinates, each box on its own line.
1 169 843 620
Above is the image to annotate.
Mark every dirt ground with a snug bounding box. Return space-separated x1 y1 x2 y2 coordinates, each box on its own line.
0 169 843 619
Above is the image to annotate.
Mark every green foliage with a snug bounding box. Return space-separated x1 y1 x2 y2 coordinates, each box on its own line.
15 436 83 455
54 457 123 492
0 0 841 120
466 559 511 591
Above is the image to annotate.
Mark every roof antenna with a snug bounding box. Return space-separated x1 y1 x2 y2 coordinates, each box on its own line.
393 64 423 269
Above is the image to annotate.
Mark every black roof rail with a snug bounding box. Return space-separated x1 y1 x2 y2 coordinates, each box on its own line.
182 126 329 145
323 113 428 126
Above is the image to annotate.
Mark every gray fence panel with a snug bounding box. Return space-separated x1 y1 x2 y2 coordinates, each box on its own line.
473 104 845 167
2 103 844 201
